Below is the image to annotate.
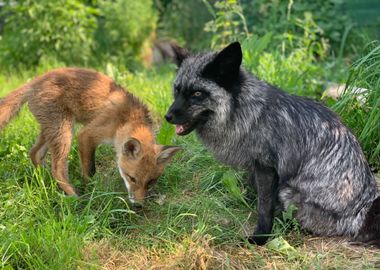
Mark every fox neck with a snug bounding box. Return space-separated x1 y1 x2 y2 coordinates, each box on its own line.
197 72 266 139
195 72 267 168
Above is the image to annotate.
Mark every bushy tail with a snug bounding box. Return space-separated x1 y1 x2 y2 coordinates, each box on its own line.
355 196 380 248
0 84 31 130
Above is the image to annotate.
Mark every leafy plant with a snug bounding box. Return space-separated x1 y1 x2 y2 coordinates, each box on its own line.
203 0 250 49
272 204 300 237
0 0 98 68
266 236 299 261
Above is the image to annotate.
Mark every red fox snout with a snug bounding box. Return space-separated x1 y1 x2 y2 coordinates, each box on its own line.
116 137 181 204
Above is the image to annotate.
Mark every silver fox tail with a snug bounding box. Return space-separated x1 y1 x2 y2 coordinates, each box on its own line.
355 196 380 248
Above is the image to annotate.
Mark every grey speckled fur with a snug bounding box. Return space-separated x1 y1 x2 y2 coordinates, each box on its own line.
165 42 379 246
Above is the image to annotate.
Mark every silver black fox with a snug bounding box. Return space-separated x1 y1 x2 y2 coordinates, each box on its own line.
165 42 380 246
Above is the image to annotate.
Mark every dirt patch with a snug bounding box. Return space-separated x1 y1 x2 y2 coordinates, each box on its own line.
81 234 214 270
81 234 380 270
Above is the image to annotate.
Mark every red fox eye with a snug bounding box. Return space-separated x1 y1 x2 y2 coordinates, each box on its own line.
192 91 202 97
125 173 136 183
148 179 157 186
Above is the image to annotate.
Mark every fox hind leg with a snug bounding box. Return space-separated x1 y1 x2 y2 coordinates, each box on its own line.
45 116 76 196
30 131 48 166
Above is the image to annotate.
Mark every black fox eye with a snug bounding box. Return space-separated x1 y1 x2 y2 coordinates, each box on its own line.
192 91 202 97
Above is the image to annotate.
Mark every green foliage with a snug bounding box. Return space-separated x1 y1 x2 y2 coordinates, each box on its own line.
242 0 352 55
266 236 299 261
94 0 157 67
0 0 98 68
221 170 250 208
242 31 325 97
156 121 175 145
202 0 335 98
0 167 136 268
156 0 213 50
203 0 250 49
333 42 380 167
273 204 300 237
0 0 157 68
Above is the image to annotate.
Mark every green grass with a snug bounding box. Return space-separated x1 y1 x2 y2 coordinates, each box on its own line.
333 42 380 168
1 62 380 269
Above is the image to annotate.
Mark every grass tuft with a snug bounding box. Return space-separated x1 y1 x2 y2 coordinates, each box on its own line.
333 42 380 168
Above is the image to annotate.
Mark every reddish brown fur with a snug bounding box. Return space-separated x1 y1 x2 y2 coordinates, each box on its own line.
0 68 181 201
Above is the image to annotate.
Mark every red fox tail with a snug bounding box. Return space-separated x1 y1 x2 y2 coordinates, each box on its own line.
0 83 31 130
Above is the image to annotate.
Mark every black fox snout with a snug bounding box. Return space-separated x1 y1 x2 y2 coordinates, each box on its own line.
165 110 187 125
165 112 173 122
165 104 187 124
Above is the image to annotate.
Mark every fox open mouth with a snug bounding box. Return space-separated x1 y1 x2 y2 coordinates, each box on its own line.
174 111 212 136
175 121 197 136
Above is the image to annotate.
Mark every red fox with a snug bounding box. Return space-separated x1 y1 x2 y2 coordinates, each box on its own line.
0 67 181 203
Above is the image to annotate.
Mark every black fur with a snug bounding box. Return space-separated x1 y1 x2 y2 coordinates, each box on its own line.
202 42 243 94
165 42 379 246
355 196 380 247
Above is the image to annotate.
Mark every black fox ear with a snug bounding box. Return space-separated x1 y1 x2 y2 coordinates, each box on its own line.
202 42 242 87
123 138 141 159
171 43 189 67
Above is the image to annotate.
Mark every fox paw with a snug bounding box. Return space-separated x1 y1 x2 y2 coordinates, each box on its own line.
248 235 269 246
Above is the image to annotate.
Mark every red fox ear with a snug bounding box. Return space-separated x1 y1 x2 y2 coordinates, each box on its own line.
123 138 141 159
157 145 182 165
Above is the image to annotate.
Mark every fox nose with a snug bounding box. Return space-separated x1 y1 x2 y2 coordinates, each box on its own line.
165 113 173 122
132 202 144 210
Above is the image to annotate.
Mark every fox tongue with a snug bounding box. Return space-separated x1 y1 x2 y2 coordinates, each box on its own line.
175 125 185 134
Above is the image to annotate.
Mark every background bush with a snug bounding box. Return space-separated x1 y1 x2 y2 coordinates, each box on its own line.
0 0 98 68
0 0 157 69
241 0 351 56
156 0 213 50
94 0 157 67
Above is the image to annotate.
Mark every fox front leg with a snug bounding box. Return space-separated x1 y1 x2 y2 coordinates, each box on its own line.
248 163 278 245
